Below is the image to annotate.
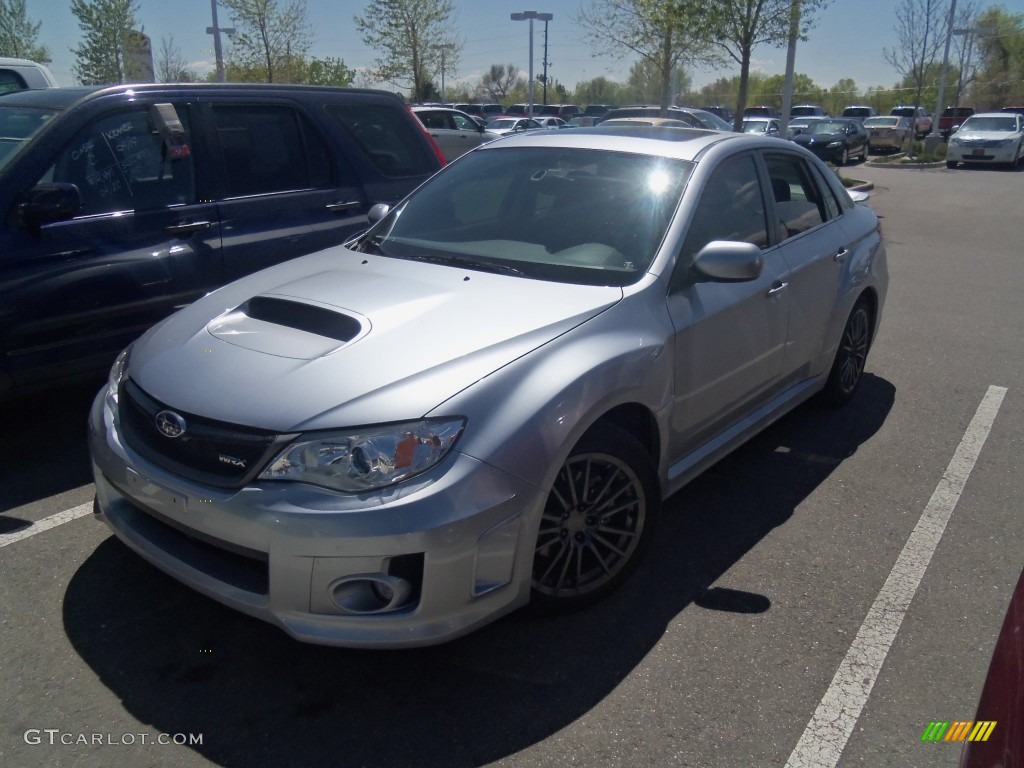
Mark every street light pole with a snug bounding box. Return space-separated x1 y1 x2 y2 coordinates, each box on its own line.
511 11 553 116
930 0 958 138
206 0 234 83
431 43 454 102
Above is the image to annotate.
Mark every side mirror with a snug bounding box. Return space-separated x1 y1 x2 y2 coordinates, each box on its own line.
367 203 391 223
14 183 82 228
694 241 763 282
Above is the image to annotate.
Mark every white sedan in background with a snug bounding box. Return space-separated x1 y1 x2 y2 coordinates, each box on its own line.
946 112 1024 169
485 117 544 135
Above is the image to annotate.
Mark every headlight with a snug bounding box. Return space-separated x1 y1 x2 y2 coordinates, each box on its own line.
260 418 466 492
950 137 962 146
105 346 131 410
827 141 843 147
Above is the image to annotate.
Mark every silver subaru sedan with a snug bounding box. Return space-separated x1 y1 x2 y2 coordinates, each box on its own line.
89 126 888 648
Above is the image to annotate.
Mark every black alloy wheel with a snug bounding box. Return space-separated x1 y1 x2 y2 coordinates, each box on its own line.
531 422 659 609
821 297 873 407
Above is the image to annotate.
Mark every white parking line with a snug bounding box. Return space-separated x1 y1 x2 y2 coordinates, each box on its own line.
784 384 1008 768
0 502 94 549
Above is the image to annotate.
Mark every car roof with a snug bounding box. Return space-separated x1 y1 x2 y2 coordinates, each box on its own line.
473 125 763 162
0 86 98 108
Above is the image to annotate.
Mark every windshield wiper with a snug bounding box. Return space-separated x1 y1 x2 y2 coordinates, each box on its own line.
395 252 524 276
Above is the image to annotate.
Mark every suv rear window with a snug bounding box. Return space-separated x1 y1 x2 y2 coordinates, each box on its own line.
326 103 436 177
213 105 331 197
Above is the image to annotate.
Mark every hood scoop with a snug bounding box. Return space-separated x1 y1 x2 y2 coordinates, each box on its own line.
207 296 368 360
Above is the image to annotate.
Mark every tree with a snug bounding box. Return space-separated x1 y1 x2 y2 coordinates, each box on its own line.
578 0 718 113
0 0 50 62
572 75 629 106
826 77 859 115
883 0 948 116
477 64 523 103
707 0 830 130
70 0 144 85
217 55 354 85
156 35 194 82
625 56 691 104
221 0 312 83
971 6 1024 108
355 0 459 102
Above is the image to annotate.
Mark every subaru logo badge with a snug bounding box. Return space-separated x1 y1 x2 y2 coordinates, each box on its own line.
155 410 187 438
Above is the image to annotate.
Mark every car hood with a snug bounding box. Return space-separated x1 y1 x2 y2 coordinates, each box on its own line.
129 246 621 432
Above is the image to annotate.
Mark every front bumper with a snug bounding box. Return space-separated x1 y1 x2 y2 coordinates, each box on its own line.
947 143 1019 164
89 391 545 648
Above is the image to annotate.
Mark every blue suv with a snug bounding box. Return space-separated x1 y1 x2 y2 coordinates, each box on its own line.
0 84 443 400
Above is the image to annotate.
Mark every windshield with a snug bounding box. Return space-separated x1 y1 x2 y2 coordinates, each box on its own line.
808 121 845 135
959 116 1018 132
694 111 734 131
0 105 58 171
355 146 692 287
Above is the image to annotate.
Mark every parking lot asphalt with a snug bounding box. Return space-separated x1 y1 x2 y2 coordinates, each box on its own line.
1 160 1022 768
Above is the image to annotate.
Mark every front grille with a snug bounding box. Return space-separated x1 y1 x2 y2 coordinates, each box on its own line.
119 379 294 489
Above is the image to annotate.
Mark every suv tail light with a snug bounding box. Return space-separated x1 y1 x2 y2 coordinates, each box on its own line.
408 106 447 167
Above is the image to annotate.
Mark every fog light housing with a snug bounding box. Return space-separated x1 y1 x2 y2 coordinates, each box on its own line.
329 574 413 615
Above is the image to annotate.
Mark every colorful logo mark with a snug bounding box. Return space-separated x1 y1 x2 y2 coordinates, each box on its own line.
921 721 997 743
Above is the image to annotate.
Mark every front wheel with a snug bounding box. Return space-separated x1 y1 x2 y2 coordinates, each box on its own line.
839 147 849 166
531 422 659 609
820 298 873 407
946 160 957 169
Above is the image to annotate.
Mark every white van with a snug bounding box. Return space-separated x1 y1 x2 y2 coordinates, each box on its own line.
0 58 59 93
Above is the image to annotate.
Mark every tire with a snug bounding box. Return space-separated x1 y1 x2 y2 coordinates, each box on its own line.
839 147 849 166
820 298 873 407
946 160 957 169
531 421 659 609
861 142 869 161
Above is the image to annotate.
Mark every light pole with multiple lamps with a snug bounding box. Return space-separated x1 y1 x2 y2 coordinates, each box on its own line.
510 11 552 116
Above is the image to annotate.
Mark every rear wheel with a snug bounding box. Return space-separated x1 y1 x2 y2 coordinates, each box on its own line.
820 298 873 407
839 147 849 165
946 160 957 169
531 422 659 609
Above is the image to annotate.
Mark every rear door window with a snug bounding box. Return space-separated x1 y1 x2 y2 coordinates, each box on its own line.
326 103 436 177
764 153 830 241
212 104 332 197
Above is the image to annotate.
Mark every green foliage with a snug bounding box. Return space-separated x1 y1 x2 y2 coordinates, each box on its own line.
0 0 50 62
971 6 1024 108
70 0 144 85
221 0 312 83
215 55 353 86
355 0 458 102
577 0 719 110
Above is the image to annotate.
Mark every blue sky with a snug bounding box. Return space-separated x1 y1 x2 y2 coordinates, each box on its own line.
41 0 917 94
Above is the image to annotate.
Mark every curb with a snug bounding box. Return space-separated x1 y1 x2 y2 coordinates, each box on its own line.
863 160 946 170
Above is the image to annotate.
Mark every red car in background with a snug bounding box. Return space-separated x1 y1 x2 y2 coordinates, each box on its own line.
960 566 1024 768
939 106 976 139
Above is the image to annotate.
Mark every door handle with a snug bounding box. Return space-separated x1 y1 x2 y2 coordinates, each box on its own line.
767 280 788 297
165 220 212 236
325 201 361 213
834 248 849 263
